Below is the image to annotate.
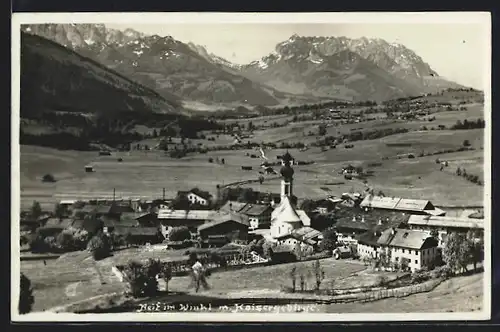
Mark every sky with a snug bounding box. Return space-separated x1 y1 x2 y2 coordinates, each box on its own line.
103 22 488 90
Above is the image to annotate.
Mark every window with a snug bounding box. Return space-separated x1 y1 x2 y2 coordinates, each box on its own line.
402 249 405 253
415 260 418 264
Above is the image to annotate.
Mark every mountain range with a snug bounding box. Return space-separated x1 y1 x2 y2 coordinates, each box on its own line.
21 24 466 112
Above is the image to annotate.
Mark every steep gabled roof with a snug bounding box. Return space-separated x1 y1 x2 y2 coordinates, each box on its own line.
378 228 435 250
408 215 484 229
157 209 214 220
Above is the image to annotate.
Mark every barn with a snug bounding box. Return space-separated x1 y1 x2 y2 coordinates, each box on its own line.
197 212 249 243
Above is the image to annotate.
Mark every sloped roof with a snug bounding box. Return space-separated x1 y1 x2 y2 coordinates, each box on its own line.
360 195 400 209
198 213 250 232
395 199 430 211
271 196 302 224
408 215 484 229
469 211 484 219
121 212 152 221
212 211 249 225
296 210 311 226
291 226 321 240
185 188 212 200
361 195 443 215
378 228 433 250
114 226 159 236
357 231 381 246
43 218 73 229
157 209 214 220
220 201 248 213
240 204 272 216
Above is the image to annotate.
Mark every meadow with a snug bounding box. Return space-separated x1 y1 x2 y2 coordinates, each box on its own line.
20 122 484 210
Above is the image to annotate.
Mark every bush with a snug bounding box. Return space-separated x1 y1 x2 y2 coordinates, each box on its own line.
42 173 56 183
19 273 34 314
122 260 159 298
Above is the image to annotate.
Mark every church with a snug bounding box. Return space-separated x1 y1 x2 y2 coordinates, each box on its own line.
270 151 312 239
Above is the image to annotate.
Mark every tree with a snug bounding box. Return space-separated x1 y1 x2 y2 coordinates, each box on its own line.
54 203 66 220
318 124 327 136
456 167 462 176
42 173 56 183
300 199 317 213
168 226 191 242
467 229 484 271
442 232 470 274
87 232 111 261
19 273 34 314
30 201 42 220
289 267 297 293
293 242 303 260
312 260 325 291
463 139 471 147
122 260 156 298
56 231 74 251
430 228 439 239
161 264 173 294
320 227 337 252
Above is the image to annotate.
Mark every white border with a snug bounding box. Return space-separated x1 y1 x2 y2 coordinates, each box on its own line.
11 12 492 322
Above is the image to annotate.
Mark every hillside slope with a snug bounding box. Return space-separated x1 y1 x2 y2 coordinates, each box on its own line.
22 24 305 107
20 31 183 118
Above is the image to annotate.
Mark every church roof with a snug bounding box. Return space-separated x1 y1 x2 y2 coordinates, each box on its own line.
271 196 302 224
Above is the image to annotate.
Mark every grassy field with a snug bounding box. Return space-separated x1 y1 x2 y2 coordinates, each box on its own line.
317 272 484 313
20 123 484 210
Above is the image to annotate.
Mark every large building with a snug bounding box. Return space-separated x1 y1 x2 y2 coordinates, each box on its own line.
270 151 312 239
220 201 273 230
378 228 439 272
360 195 446 216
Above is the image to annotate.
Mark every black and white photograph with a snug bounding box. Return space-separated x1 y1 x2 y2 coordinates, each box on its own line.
11 12 491 322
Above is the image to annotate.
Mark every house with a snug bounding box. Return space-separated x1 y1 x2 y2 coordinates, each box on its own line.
220 201 273 230
37 218 74 236
274 233 315 257
407 215 484 247
84 165 94 172
71 218 104 235
197 212 250 243
360 195 446 216
157 209 215 232
334 211 408 245
178 189 212 206
113 226 163 245
120 211 157 227
377 228 439 272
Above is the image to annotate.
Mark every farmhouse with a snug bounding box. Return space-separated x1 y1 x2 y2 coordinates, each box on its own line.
360 195 446 216
274 233 315 257
120 211 157 227
178 189 212 206
335 211 408 245
157 209 215 232
220 201 273 230
377 228 439 272
113 226 163 245
197 212 249 244
407 214 484 247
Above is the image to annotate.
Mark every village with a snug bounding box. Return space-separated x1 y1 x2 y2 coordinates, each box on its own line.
19 147 485 313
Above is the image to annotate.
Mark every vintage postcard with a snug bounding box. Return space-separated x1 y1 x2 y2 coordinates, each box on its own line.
11 12 491 322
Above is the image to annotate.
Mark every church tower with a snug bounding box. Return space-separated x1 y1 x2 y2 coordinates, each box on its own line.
280 151 294 200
